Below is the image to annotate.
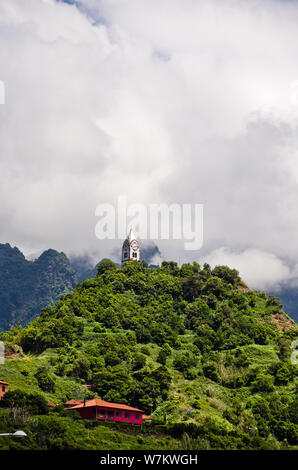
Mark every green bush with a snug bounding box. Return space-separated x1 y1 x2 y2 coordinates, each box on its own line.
250 375 274 393
0 389 49 415
34 366 56 392
202 362 220 382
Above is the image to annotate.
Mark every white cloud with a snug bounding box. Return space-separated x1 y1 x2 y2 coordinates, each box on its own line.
203 247 291 291
1 0 298 290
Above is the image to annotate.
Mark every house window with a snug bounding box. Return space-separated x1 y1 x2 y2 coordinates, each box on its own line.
135 413 140 420
133 252 137 258
116 411 122 418
125 412 131 419
98 409 105 419
107 411 114 419
2 386 5 392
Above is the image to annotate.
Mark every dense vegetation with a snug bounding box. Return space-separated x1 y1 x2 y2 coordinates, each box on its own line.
0 244 77 330
0 260 297 450
0 243 161 331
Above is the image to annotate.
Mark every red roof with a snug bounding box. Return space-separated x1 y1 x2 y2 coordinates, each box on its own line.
47 401 56 407
70 398 144 413
64 399 84 406
0 380 8 385
143 415 152 420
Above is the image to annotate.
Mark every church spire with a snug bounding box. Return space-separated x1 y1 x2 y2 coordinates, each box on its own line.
122 229 140 263
127 228 136 243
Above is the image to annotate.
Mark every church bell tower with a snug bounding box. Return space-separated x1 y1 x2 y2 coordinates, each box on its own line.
122 229 140 263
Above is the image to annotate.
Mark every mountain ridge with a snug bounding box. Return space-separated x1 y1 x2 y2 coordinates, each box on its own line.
0 243 77 330
1 241 298 331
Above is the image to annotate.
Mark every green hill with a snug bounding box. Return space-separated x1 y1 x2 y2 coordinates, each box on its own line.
0 260 297 450
0 243 161 331
0 244 78 330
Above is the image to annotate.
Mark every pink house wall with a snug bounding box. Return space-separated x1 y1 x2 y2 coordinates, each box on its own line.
75 406 95 420
96 406 143 424
75 405 143 424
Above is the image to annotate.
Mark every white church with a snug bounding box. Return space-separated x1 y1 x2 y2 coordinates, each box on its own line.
122 229 140 264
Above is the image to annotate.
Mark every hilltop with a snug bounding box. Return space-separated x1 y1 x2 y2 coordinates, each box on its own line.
0 260 297 450
0 243 161 331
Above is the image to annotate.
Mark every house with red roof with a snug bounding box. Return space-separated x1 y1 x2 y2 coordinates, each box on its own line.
0 380 8 400
142 414 153 422
67 398 146 424
63 399 84 408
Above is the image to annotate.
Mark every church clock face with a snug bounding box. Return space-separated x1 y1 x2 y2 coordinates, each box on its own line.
131 240 139 251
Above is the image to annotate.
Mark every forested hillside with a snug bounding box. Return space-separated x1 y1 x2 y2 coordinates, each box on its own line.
0 243 161 331
0 244 77 330
0 260 297 450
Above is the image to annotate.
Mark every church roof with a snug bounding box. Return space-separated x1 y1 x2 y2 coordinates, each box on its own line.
126 228 137 243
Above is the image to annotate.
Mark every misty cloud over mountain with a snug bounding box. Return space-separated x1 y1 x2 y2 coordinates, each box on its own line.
1 0 298 292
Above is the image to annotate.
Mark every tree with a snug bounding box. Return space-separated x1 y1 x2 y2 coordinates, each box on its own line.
157 343 172 365
132 353 146 371
161 343 172 356
202 362 220 382
0 389 49 415
92 366 136 403
251 375 274 393
104 351 122 367
202 277 226 299
288 392 298 425
271 362 296 385
277 338 291 362
34 366 56 392
18 327 41 353
272 421 298 445
157 349 167 365
71 355 91 381
97 259 117 276
151 396 181 424
212 266 240 285
161 261 180 276
266 295 282 309
234 348 249 368
173 352 197 372
182 274 203 302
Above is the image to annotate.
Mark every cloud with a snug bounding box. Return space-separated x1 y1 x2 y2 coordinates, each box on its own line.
1 0 298 291
203 247 292 291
